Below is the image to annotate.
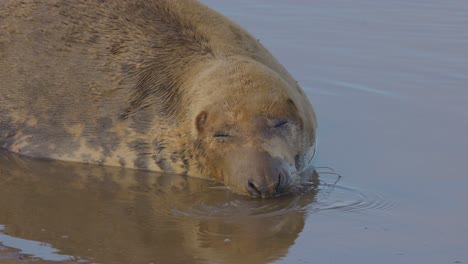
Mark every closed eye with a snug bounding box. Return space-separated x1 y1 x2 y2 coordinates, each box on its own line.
214 132 231 138
274 120 289 128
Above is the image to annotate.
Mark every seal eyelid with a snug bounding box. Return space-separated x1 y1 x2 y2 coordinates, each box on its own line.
213 132 233 143
213 132 232 138
273 120 289 128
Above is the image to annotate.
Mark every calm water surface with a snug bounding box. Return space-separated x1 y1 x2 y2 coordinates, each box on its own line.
1 0 468 263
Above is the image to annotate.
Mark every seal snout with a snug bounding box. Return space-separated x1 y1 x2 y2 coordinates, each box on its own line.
246 169 290 198
222 149 294 198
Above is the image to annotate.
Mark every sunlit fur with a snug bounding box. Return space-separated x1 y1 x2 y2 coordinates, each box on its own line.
0 0 316 196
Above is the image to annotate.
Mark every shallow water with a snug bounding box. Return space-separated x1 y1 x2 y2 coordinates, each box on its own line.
1 0 468 263
0 151 370 264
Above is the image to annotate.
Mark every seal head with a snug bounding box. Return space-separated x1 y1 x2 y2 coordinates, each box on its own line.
188 59 316 197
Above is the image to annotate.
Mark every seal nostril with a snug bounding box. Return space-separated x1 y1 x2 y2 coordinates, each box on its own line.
276 173 285 194
276 172 288 195
247 180 261 197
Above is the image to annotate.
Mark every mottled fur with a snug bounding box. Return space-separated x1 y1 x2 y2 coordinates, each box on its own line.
0 0 316 195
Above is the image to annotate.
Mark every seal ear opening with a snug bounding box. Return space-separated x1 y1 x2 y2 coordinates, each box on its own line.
195 111 208 133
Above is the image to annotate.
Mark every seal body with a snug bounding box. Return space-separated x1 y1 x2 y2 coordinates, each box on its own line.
0 0 316 197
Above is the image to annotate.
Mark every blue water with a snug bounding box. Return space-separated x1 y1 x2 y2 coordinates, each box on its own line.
202 0 468 263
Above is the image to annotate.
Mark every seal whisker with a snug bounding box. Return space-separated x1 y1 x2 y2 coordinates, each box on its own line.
301 181 318 185
314 166 335 172
209 186 230 190
309 143 317 164
320 175 341 185
316 171 342 177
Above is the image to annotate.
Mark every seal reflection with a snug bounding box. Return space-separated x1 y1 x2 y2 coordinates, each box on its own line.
0 151 318 264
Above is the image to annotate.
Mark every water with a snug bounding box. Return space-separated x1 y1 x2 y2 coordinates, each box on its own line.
1 0 467 263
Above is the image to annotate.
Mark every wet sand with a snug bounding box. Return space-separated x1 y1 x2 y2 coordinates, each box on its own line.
1 0 468 263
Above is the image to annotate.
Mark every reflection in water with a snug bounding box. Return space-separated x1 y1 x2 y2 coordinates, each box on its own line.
0 151 318 263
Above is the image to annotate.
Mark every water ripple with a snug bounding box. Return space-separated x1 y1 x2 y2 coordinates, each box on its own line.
171 181 392 220
171 189 307 220
310 183 394 213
